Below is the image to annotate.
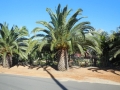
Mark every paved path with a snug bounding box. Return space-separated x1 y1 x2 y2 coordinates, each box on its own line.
0 73 120 90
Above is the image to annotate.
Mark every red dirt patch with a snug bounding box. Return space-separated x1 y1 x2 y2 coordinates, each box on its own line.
0 66 120 83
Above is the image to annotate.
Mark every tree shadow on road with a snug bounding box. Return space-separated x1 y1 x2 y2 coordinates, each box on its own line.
45 68 68 90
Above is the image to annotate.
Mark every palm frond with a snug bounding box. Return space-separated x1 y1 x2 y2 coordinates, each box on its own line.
66 8 83 30
38 40 48 51
36 21 54 32
77 44 84 56
114 49 120 58
32 27 49 34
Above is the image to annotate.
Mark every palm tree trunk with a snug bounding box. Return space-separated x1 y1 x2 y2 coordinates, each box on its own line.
64 49 69 70
3 59 8 68
57 49 69 71
58 49 66 71
2 53 10 68
3 53 12 68
8 55 12 67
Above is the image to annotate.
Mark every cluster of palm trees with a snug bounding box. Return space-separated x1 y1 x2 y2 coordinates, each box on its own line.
0 4 120 71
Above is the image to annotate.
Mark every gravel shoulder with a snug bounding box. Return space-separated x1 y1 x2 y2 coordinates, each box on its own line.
0 66 120 85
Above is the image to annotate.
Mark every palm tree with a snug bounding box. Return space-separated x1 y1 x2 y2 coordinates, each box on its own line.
86 30 110 66
25 39 39 66
14 26 29 60
84 30 106 66
14 26 30 66
32 4 94 71
109 27 120 66
0 23 29 68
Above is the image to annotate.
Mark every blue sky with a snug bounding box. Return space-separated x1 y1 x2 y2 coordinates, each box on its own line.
1 0 120 34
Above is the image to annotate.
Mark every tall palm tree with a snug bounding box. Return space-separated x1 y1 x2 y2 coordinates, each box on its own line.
32 4 94 71
0 23 29 68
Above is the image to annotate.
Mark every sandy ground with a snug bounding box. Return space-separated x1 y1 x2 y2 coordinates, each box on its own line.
0 65 120 85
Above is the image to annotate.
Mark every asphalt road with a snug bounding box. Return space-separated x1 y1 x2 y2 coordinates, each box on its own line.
0 73 120 90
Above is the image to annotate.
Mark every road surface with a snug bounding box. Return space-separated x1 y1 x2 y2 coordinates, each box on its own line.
0 73 120 90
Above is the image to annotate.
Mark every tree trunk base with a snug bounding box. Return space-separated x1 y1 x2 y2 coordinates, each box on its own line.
58 65 66 71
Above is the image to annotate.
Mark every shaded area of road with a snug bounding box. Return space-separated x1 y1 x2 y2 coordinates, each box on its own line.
0 73 120 90
45 69 68 90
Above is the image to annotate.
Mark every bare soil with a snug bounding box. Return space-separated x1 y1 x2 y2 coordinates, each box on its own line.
0 65 120 84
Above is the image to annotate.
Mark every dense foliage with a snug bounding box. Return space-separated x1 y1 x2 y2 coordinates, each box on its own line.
0 4 120 70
